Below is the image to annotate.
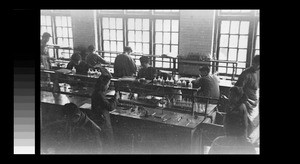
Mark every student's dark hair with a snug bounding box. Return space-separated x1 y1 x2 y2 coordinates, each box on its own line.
124 46 133 53
199 65 210 73
63 103 81 120
94 68 112 92
88 45 95 52
229 86 244 100
252 55 260 64
71 53 82 62
140 56 150 64
42 32 51 38
224 108 247 137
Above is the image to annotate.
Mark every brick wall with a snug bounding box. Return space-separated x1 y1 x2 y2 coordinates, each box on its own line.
178 10 215 76
179 10 215 57
71 10 97 49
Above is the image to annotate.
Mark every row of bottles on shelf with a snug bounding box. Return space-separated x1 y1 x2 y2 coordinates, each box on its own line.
153 76 193 88
172 99 206 113
87 68 101 76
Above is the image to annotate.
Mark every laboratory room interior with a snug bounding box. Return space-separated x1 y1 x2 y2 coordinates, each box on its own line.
40 9 260 155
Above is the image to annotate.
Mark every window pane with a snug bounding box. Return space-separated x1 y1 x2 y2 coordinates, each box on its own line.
256 36 260 49
171 45 178 57
220 35 229 47
46 16 51 26
128 18 134 30
128 31 135 42
110 30 116 40
62 17 67 26
221 21 230 34
116 18 122 29
63 28 68 37
257 22 260 35
163 32 170 44
143 19 149 30
163 45 170 54
156 32 162 43
41 16 46 25
68 28 73 38
172 20 179 32
156 20 162 31
136 43 142 53
69 39 73 48
218 63 226 73
57 38 62 45
156 61 162 67
239 21 249 34
103 29 109 40
111 41 117 51
163 62 170 68
171 33 178 44
67 17 72 27
143 44 149 54
219 48 228 60
117 42 123 52
135 19 142 30
156 44 162 55
46 27 52 36
230 21 240 34
255 50 260 56
143 31 149 43
109 18 116 29
129 42 135 52
104 41 110 51
117 30 123 41
229 35 238 47
136 31 142 42
164 20 171 31
228 49 237 61
238 49 247 62
102 18 109 28
56 17 62 26
237 62 246 68
238 36 248 48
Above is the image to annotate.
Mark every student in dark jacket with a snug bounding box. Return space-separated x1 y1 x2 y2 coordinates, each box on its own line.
91 70 117 153
85 45 108 68
192 65 220 100
66 53 93 75
137 56 158 80
208 86 256 154
113 46 137 78
41 103 103 154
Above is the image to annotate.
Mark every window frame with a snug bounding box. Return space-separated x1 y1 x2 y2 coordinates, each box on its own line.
96 10 180 72
213 10 259 80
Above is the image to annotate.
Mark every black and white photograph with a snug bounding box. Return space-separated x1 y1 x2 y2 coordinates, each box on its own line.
40 9 260 154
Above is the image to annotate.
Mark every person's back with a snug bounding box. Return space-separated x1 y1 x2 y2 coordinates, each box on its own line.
209 136 256 154
114 53 137 78
85 45 108 67
208 86 256 154
196 74 220 99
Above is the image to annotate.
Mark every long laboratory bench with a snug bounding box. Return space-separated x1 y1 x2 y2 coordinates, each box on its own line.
41 90 217 154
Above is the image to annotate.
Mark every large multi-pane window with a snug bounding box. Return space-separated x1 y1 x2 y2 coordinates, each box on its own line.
127 18 150 66
40 12 74 60
41 15 55 58
98 10 180 71
254 21 260 56
218 20 249 75
101 17 124 64
154 19 179 68
55 16 74 59
215 10 259 79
